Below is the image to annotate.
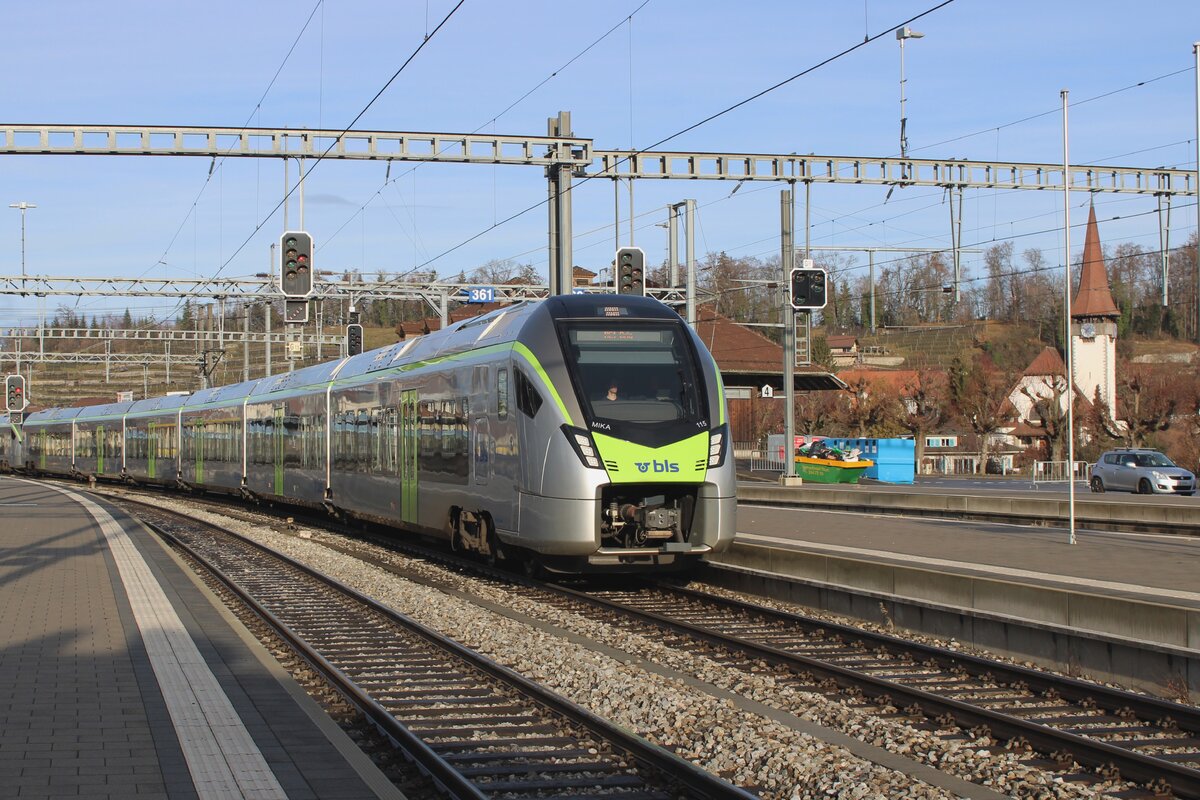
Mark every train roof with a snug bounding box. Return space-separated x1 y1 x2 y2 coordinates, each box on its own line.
127 393 191 415
23 406 84 424
333 302 535 382
184 378 262 407
249 357 348 397
74 400 137 421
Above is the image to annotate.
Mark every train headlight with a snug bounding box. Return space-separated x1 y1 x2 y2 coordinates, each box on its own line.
707 425 728 467
562 425 605 470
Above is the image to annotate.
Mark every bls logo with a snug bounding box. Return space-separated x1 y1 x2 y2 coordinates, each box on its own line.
635 460 680 474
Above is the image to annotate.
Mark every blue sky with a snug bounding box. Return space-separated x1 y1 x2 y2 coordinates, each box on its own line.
1 0 1197 326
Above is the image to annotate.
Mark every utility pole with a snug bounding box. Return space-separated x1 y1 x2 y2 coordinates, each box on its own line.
1194 42 1200 342
1062 89 1077 546
781 186 796 484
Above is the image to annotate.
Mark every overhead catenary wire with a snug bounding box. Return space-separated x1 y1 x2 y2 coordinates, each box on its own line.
364 0 961 293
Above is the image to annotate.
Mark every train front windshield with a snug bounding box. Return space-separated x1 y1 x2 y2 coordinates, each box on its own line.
562 322 708 429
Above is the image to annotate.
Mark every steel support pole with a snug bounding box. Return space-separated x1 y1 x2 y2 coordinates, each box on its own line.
668 204 680 289
950 186 963 303
628 176 635 245
1158 194 1171 306
283 155 289 232
1194 42 1200 342
685 199 697 327
781 188 795 483
1062 89 1077 546
869 250 877 334
265 301 272 378
243 301 250 382
546 111 573 296
614 179 620 256
558 163 573 293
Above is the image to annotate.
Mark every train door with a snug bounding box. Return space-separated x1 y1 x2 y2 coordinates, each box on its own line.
399 390 418 525
273 406 285 495
38 430 46 471
194 421 205 484
473 417 491 485
147 423 158 479
96 425 106 475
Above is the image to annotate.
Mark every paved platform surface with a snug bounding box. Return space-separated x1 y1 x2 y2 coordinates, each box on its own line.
0 476 403 800
734 500 1200 610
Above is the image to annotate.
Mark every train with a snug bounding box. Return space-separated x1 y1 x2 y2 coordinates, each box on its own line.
5 294 737 573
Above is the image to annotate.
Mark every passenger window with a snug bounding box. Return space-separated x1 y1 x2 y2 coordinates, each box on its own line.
497 368 509 420
514 368 543 418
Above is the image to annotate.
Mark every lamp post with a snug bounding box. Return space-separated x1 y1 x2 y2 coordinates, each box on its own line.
9 201 36 282
896 26 924 162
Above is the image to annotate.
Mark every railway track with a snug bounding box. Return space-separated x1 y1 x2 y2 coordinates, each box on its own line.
102 485 1200 797
131 503 756 800
541 582 1200 798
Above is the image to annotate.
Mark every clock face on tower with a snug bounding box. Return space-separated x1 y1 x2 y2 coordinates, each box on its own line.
1080 322 1096 339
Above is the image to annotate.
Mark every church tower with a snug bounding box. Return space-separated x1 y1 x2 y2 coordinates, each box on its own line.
1071 204 1120 414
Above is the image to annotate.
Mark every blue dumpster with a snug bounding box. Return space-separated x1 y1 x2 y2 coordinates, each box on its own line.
824 438 915 484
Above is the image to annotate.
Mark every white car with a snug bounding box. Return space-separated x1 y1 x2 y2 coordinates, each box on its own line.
1089 449 1195 495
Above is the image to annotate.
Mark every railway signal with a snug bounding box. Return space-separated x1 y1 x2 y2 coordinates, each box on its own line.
789 267 827 310
346 323 364 356
615 246 645 296
280 231 314 297
6 374 26 412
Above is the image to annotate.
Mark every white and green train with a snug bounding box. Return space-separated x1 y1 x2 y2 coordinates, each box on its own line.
19 294 737 573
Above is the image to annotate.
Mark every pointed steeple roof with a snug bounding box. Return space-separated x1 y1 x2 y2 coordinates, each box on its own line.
1071 204 1120 318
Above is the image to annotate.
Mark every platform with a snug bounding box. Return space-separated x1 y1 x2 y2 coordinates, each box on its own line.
0 476 404 800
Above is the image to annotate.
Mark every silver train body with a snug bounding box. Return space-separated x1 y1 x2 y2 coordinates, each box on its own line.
17 295 737 572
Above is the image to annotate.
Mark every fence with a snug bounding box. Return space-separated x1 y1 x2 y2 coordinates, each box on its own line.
1032 460 1090 485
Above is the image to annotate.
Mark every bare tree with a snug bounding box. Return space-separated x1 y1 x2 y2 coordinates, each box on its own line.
895 369 946 469
1117 365 1178 448
953 355 1014 471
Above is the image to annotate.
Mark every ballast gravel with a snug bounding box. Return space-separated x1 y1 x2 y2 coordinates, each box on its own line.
154 500 1126 799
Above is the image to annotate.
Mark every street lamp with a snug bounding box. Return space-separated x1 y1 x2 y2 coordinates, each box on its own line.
8 201 36 280
896 26 924 162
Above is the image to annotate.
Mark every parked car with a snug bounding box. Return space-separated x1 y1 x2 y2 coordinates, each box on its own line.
1089 448 1195 495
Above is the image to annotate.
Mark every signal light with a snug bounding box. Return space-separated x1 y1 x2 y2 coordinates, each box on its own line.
346 324 364 356
789 267 827 310
280 231 313 298
5 375 26 412
615 246 645 296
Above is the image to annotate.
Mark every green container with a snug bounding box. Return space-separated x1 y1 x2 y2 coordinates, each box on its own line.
794 456 872 484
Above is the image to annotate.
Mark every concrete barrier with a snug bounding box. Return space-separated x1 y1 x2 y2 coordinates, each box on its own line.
737 484 1200 535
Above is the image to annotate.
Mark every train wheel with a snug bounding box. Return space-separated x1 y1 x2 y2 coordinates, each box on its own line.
520 549 544 580
448 508 466 553
482 517 503 568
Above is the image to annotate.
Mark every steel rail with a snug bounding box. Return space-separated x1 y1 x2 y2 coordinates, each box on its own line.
143 508 757 800
560 581 1200 797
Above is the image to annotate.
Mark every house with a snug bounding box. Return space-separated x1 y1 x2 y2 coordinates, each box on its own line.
824 334 859 367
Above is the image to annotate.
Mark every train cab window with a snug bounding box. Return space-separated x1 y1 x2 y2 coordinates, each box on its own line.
514 368 542 418
497 368 509 420
561 322 705 426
